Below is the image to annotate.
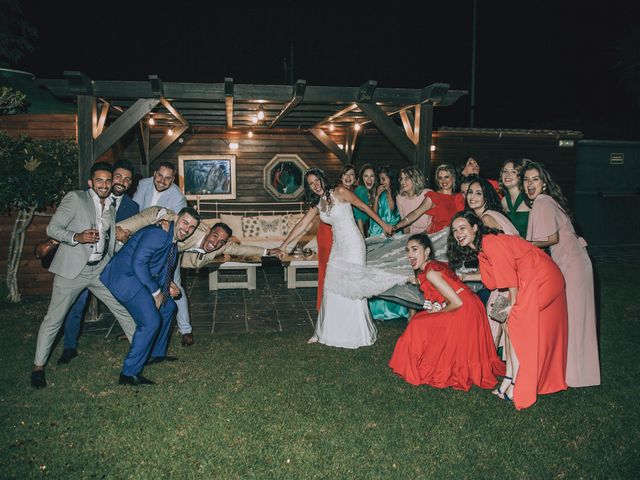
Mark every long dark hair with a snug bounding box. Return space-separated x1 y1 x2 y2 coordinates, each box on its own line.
304 168 331 207
407 233 435 276
358 163 378 206
463 175 502 213
521 160 571 217
378 165 400 200
447 210 501 269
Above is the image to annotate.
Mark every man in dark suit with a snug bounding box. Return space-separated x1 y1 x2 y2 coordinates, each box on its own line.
58 160 140 364
100 207 200 386
31 162 136 388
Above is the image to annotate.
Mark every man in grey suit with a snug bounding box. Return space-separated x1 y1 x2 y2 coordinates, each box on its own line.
133 162 195 347
31 162 136 388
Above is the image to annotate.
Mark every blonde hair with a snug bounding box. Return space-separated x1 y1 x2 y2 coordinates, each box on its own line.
435 164 457 192
399 167 426 196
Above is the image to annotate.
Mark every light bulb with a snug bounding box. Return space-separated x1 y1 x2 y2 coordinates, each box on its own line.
257 105 265 120
229 142 239 150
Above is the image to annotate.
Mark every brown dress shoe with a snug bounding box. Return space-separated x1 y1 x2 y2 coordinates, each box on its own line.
181 333 194 347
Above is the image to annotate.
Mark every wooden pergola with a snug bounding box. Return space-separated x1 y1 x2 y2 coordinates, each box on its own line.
40 73 466 185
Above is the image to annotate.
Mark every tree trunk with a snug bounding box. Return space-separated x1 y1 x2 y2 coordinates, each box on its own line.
6 207 35 303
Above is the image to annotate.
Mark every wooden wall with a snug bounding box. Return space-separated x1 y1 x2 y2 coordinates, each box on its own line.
432 131 580 204
0 114 76 139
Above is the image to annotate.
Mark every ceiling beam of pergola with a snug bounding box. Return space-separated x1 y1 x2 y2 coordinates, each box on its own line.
270 79 306 128
309 127 348 164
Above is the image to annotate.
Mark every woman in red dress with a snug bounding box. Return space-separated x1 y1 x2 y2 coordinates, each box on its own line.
449 210 568 410
315 164 356 311
389 234 505 391
392 164 460 234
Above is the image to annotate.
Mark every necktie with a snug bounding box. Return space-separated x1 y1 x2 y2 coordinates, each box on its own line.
161 243 177 302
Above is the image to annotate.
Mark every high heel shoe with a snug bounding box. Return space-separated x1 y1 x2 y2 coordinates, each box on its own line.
499 381 515 402
492 376 512 396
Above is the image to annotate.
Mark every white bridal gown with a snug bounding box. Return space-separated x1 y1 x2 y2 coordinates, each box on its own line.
312 192 407 348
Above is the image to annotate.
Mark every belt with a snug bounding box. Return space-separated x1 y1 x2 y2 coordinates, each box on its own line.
86 258 103 266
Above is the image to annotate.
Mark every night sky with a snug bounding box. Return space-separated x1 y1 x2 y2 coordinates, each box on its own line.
16 0 640 139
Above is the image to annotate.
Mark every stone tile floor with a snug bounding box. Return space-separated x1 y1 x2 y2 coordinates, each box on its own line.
84 245 640 339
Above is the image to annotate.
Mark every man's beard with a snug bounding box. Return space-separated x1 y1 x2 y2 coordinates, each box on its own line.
112 184 126 196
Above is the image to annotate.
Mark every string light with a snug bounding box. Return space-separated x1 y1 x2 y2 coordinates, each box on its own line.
148 117 155 126
167 128 174 136
354 122 361 131
257 105 265 120
328 124 335 132
229 142 239 150
248 130 254 138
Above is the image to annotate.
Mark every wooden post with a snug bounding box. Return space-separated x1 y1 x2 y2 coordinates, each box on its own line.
77 95 96 187
416 103 433 179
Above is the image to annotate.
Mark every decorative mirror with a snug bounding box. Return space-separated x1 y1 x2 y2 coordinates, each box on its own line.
263 154 308 201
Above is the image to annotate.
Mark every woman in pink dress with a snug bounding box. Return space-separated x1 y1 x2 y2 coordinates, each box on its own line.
396 167 432 234
449 211 568 410
523 161 600 388
389 233 505 391
392 164 460 235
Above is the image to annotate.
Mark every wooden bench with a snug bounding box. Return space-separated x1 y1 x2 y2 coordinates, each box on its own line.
208 261 259 290
282 256 319 289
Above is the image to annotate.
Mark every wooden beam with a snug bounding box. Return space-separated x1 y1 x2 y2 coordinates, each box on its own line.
315 103 357 127
149 74 164 96
95 100 110 136
149 125 188 163
270 79 306 128
64 71 93 94
77 95 96 186
356 101 416 163
357 80 377 102
160 97 188 125
309 127 348 164
225 78 234 128
416 103 434 177
412 105 420 143
136 120 150 176
346 125 363 163
399 110 416 145
420 83 449 104
93 98 160 161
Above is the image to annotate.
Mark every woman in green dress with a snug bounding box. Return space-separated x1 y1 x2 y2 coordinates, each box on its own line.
353 164 377 236
368 165 409 320
499 159 530 237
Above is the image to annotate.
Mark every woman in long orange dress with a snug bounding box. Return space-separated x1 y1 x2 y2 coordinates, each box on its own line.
449 211 568 410
392 164 460 235
315 164 357 311
389 234 505 391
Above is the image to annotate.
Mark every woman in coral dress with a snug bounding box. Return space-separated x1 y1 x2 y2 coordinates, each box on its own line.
449 211 568 410
389 234 505 391
524 161 600 388
392 164 461 235
315 164 357 311
462 175 519 351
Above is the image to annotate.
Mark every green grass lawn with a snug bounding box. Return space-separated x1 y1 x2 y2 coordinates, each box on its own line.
1 264 639 479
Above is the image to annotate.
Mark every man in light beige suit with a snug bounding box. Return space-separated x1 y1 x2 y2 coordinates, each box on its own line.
117 206 278 269
31 162 136 388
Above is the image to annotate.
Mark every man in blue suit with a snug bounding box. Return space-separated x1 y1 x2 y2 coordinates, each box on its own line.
133 162 196 347
57 160 140 365
100 207 200 386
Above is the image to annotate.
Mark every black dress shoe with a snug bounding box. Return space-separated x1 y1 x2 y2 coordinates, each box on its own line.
181 333 194 347
118 373 155 386
31 370 46 388
145 356 179 365
57 348 78 365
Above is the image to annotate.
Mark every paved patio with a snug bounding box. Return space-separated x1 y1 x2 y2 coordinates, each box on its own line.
81 245 640 340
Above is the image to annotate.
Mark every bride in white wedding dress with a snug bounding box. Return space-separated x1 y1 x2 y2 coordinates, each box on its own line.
278 168 406 348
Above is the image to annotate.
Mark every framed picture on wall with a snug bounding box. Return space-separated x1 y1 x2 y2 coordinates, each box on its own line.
263 154 308 201
178 155 236 200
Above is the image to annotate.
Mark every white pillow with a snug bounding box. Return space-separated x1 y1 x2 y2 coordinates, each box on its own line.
201 218 221 227
283 213 304 236
219 214 243 238
241 215 286 239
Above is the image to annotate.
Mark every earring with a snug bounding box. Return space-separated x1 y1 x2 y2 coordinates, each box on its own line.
542 184 547 192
